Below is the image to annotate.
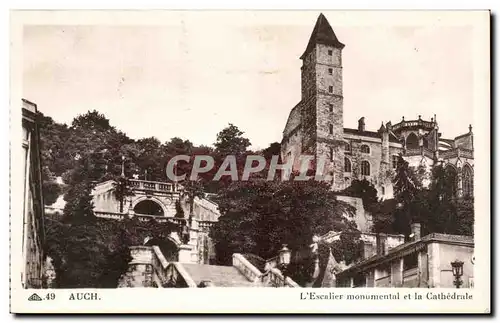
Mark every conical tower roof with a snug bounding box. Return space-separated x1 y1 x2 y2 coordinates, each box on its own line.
300 13 345 59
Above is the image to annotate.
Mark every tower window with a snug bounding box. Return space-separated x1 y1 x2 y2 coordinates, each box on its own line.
328 68 333 75
328 103 333 112
329 124 333 135
330 147 334 162
344 157 351 172
328 86 333 93
345 143 351 152
361 161 371 176
328 50 333 56
360 145 370 154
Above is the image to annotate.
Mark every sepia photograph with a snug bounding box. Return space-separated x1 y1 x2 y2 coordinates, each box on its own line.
10 9 490 313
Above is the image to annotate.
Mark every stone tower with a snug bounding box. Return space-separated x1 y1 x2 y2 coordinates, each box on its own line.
300 13 345 190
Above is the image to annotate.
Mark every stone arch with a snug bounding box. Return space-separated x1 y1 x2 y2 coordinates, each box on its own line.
132 196 168 216
406 132 419 149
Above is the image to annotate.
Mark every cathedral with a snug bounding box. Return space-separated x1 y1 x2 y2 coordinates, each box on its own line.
281 13 474 199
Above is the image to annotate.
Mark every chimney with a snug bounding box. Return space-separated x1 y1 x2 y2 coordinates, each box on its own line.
362 241 376 259
375 234 387 256
410 223 421 241
358 117 365 132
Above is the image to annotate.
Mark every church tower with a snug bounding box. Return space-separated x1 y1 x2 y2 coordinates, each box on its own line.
300 13 345 190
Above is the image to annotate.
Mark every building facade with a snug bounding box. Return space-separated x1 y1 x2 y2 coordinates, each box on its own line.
281 14 474 199
21 99 46 288
335 227 474 288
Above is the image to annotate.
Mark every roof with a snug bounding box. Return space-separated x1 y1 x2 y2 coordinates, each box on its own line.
337 233 474 276
343 128 400 143
455 132 472 140
300 13 345 59
181 264 258 287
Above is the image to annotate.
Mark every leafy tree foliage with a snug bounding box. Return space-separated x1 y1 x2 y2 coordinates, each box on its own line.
371 157 473 238
44 216 180 288
340 179 379 213
209 178 360 284
214 123 251 158
113 176 135 213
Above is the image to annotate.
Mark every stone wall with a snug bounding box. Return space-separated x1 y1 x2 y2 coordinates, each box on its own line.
435 243 474 288
117 246 156 288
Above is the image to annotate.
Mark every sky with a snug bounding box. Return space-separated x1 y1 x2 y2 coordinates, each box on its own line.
22 11 476 150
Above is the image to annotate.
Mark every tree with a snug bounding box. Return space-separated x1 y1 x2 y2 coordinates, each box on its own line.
113 176 135 213
340 179 379 213
214 123 251 158
261 142 281 161
63 181 95 222
392 154 423 236
209 177 359 284
41 166 62 205
71 110 113 132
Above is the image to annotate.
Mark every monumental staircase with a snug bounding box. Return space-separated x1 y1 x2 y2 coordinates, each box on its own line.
117 245 300 288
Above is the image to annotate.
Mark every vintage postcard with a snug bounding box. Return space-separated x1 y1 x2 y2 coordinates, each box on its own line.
10 10 490 314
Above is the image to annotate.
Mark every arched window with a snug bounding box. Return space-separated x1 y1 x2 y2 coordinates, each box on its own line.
462 164 473 197
361 161 370 176
344 157 351 172
406 132 419 149
329 124 333 135
360 145 370 154
345 142 351 152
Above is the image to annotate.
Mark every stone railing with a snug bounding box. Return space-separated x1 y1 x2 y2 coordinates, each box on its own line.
94 211 126 220
232 253 264 283
440 147 474 160
198 221 216 231
267 268 301 288
129 179 176 193
392 119 435 132
404 147 436 159
135 214 170 223
264 256 278 271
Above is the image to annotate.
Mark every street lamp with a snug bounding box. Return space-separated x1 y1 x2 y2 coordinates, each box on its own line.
451 260 464 288
121 155 125 177
278 244 291 287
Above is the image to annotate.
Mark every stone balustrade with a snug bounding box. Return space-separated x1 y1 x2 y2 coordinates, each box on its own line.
94 211 126 220
129 179 176 193
267 267 300 287
439 147 474 160
232 253 263 283
198 221 216 231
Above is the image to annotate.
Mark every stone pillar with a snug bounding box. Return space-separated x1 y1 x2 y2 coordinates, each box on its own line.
178 244 196 263
427 242 440 288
